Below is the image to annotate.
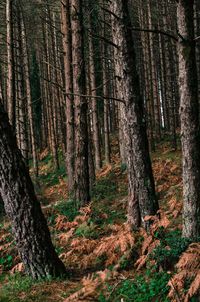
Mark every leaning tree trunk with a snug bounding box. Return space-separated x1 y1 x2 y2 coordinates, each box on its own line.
0 101 66 279
177 0 200 238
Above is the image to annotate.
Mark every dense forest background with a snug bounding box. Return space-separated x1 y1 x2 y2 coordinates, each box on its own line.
0 0 200 301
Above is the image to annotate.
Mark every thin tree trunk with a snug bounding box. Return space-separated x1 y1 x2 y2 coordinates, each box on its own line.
61 0 75 193
6 0 16 128
71 0 90 205
88 16 102 170
21 8 38 176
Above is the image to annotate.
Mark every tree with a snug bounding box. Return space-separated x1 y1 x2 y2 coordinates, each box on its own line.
0 100 66 279
71 0 90 204
177 0 200 238
111 0 159 229
61 0 75 193
6 0 16 128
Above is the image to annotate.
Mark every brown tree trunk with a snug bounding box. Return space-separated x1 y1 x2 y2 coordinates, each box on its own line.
111 0 159 230
21 9 38 176
6 0 16 128
88 18 102 171
71 0 90 205
61 0 75 194
0 101 66 279
177 0 200 238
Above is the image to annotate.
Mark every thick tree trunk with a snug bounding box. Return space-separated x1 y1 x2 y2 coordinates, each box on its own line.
111 0 159 229
177 0 200 238
0 101 66 278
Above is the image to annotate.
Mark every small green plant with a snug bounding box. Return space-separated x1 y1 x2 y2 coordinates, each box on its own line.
98 271 171 302
0 273 37 302
150 229 193 270
75 221 98 239
91 173 117 202
120 163 127 173
0 255 13 269
55 199 79 222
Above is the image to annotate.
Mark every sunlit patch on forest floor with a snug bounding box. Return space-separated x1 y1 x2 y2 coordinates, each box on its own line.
0 142 199 302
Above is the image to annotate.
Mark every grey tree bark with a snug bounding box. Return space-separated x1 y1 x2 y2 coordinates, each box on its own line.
0 100 66 279
71 0 90 205
177 0 200 238
111 0 159 230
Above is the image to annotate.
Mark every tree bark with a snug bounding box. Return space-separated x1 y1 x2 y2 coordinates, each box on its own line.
0 101 66 278
61 0 75 193
21 9 38 176
111 0 159 230
6 0 16 128
177 0 200 238
71 0 90 205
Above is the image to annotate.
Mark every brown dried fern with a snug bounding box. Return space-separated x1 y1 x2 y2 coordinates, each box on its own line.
168 243 200 301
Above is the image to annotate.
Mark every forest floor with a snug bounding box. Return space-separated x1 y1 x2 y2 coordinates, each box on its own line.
0 140 199 302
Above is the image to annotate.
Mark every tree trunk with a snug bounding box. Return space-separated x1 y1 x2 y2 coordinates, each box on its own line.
6 0 16 128
177 0 200 238
21 9 38 176
88 17 102 171
111 0 159 230
71 0 90 205
0 101 66 278
61 0 75 193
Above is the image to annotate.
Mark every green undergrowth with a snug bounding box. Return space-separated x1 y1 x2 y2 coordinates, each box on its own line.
150 228 194 270
0 273 71 302
36 151 66 188
96 229 197 302
54 199 79 222
91 170 127 202
0 274 41 302
36 165 66 188
98 271 171 302
91 172 117 202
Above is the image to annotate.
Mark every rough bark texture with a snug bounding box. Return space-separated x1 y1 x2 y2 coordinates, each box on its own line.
0 101 66 279
111 0 159 229
177 0 200 238
71 0 90 204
